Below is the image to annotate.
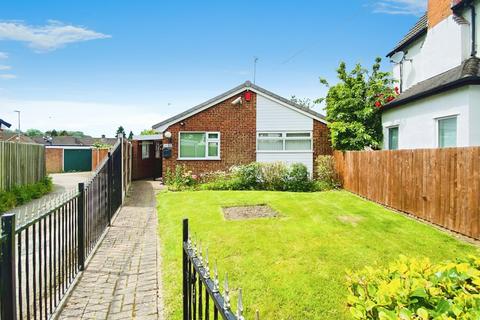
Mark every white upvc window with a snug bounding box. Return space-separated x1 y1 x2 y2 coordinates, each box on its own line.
178 132 220 160
256 132 312 152
437 115 457 148
141 142 151 159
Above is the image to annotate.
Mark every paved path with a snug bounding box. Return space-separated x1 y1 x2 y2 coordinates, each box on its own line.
57 180 164 320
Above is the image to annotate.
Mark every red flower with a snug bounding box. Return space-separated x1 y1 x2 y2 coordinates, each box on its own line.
387 96 395 102
375 101 382 108
394 86 400 95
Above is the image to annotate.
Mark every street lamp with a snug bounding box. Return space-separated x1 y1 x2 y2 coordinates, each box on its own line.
14 110 20 135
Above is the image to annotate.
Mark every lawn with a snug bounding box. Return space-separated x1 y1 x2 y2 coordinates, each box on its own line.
157 190 478 320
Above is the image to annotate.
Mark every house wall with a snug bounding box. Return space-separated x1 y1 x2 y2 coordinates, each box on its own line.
162 91 257 176
382 86 472 149
469 86 480 145
46 147 63 173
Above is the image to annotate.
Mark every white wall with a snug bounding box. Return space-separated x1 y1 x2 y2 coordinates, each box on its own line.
382 87 472 149
392 15 470 91
469 86 480 145
256 94 314 172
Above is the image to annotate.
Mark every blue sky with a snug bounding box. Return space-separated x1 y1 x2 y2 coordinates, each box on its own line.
0 0 425 137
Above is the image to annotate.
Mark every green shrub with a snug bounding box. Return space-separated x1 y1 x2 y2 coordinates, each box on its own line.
0 177 53 214
286 163 315 192
316 155 341 190
230 162 263 190
260 162 288 191
164 165 199 191
346 255 480 320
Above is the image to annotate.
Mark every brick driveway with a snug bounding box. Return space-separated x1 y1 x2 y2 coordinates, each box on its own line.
57 180 164 319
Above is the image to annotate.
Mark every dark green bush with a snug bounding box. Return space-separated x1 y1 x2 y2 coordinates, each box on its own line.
316 155 341 190
347 255 480 319
0 177 53 214
286 163 315 192
231 162 263 190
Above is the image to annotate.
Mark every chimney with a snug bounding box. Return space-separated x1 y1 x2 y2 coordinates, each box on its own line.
101 134 106 139
428 0 454 28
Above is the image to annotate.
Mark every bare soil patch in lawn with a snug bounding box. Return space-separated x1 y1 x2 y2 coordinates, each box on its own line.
222 204 278 220
337 215 364 226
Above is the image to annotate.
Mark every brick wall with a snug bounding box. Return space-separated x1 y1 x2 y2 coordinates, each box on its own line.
162 91 257 176
428 0 453 28
46 148 63 173
312 119 332 176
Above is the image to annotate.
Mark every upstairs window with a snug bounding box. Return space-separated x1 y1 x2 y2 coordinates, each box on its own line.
179 132 220 159
388 126 399 150
257 132 312 151
438 116 457 148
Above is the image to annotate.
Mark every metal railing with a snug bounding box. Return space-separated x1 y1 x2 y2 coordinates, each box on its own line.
0 139 127 320
183 219 257 320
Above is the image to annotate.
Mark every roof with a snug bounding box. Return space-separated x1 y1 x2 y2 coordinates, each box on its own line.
132 134 163 141
386 14 428 57
152 81 327 131
0 132 37 143
32 136 118 146
383 57 480 109
0 119 12 129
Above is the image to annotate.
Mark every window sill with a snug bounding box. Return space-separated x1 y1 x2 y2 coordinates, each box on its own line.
177 158 221 161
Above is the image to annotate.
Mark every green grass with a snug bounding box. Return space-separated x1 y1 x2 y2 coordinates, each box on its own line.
157 190 478 320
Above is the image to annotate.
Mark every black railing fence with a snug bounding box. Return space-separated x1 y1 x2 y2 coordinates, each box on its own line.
0 139 129 320
183 219 258 320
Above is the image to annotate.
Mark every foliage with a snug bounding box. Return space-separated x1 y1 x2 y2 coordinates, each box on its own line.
44 130 86 138
26 128 44 137
230 162 263 190
140 129 157 135
285 163 315 192
164 165 199 191
92 141 111 149
316 155 341 190
128 131 134 140
318 57 396 150
157 190 477 319
260 162 289 191
116 126 126 138
0 177 53 214
290 95 315 109
346 255 480 320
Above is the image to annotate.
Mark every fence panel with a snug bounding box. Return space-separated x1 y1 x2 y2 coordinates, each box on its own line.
0 142 46 192
334 147 480 239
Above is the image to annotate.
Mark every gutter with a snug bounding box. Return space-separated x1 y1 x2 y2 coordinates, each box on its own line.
381 76 480 110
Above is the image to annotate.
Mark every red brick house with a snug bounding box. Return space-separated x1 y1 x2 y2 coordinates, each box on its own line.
152 81 331 178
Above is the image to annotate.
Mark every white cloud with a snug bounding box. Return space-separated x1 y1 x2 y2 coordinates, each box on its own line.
0 74 16 79
0 52 8 59
0 65 11 70
0 20 111 52
372 0 427 16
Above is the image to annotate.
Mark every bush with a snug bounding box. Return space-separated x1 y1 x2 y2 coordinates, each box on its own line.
230 162 263 190
260 162 288 191
0 177 53 214
164 165 199 191
316 155 341 190
346 255 480 320
286 163 315 192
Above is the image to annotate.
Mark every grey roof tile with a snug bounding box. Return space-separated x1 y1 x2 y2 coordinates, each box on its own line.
387 14 428 57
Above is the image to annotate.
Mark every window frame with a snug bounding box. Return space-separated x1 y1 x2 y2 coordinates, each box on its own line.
256 131 313 153
178 131 221 160
141 141 152 160
387 125 399 150
436 115 458 148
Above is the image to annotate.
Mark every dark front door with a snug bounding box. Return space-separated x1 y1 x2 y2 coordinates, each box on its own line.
64 149 92 172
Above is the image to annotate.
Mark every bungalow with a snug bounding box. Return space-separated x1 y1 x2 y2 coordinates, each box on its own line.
382 0 480 150
152 81 331 178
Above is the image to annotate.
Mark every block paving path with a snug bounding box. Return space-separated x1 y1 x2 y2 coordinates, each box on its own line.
57 180 164 319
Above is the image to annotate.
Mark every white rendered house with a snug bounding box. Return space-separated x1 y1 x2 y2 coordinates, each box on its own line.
382 0 480 150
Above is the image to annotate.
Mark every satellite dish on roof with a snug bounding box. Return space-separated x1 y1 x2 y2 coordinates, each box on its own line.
390 51 405 64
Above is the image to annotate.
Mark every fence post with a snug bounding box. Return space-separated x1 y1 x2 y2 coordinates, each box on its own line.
78 183 85 271
182 219 189 320
107 152 112 226
0 213 17 320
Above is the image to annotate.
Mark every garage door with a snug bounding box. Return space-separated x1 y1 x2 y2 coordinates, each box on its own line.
64 149 92 172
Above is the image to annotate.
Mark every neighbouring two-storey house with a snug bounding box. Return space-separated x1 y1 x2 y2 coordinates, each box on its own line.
382 0 480 150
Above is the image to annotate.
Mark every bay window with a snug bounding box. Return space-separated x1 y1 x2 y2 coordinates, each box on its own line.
179 132 220 159
257 132 312 152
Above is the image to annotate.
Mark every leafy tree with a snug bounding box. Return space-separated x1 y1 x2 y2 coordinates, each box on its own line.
25 129 43 137
290 95 315 109
116 126 126 138
59 130 68 136
317 57 396 150
128 131 134 140
47 129 58 137
68 131 85 138
140 129 157 135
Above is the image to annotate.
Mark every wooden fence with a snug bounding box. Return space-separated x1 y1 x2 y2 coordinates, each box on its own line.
0 141 46 192
333 147 480 239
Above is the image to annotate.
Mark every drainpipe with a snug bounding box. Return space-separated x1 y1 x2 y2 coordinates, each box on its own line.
469 2 477 57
